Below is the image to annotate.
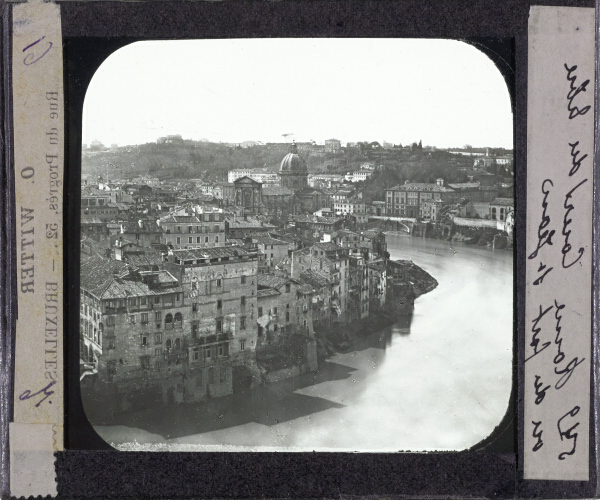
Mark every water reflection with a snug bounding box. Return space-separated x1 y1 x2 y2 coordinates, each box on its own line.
95 236 512 452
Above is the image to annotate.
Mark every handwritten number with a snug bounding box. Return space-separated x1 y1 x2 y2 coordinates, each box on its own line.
23 36 52 66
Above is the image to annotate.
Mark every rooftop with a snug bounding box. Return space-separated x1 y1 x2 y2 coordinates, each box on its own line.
490 197 514 207
169 245 257 264
257 274 291 290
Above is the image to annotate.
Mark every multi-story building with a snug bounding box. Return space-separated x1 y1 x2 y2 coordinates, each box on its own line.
290 242 350 321
252 234 290 272
228 169 279 185
256 274 309 341
367 260 387 313
324 138 342 152
159 212 225 250
348 255 369 321
385 179 458 218
308 174 344 189
167 246 260 370
330 189 354 204
81 216 107 240
121 219 162 249
297 269 333 331
489 197 514 222
333 198 366 215
80 256 222 405
345 170 373 183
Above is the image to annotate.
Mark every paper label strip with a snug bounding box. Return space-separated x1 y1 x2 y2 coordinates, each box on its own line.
10 1 64 497
524 6 594 481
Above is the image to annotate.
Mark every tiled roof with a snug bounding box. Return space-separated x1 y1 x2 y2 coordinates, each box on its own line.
122 220 161 233
257 288 280 298
490 197 514 207
80 256 130 297
170 245 253 262
298 270 332 289
314 241 344 252
257 274 289 290
160 215 200 224
140 270 179 285
252 235 287 245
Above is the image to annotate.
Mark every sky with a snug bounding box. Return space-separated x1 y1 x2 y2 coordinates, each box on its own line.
83 38 513 149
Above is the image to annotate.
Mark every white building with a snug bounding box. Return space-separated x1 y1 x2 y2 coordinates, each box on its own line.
345 170 373 183
228 169 279 185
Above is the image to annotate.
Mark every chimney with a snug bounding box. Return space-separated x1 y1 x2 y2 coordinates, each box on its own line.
436 178 444 187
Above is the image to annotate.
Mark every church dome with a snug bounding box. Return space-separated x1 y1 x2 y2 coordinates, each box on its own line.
279 143 308 174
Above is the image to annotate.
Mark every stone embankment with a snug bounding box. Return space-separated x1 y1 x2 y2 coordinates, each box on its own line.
423 222 512 249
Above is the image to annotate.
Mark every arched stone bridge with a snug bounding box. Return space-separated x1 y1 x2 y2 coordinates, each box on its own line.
367 216 415 234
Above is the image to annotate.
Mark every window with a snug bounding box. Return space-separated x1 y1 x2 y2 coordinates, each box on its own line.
206 348 212 359
188 237 193 243
155 333 162 344
240 340 245 351
273 307 278 317
174 312 183 327
191 324 198 337
240 316 246 330
106 316 115 326
176 225 181 233
141 297 147 305
193 349 199 361
188 225 193 233
220 368 227 383
154 297 160 304
218 345 224 357
286 312 290 322
216 278 222 287
286 283 291 293
166 339 172 351
175 338 181 350
215 236 219 243
216 318 222 333
217 300 222 310
155 360 162 371
141 335 148 346
165 313 173 329
192 303 197 312
155 348 162 356
241 275 246 285
241 296 246 306
128 297 136 306
141 313 148 324
258 307 263 317
140 356 150 370
196 237 200 243
107 338 115 350
205 236 209 243
176 237 181 244
155 311 161 321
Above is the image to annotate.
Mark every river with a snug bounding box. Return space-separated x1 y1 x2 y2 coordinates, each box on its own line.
94 235 514 452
